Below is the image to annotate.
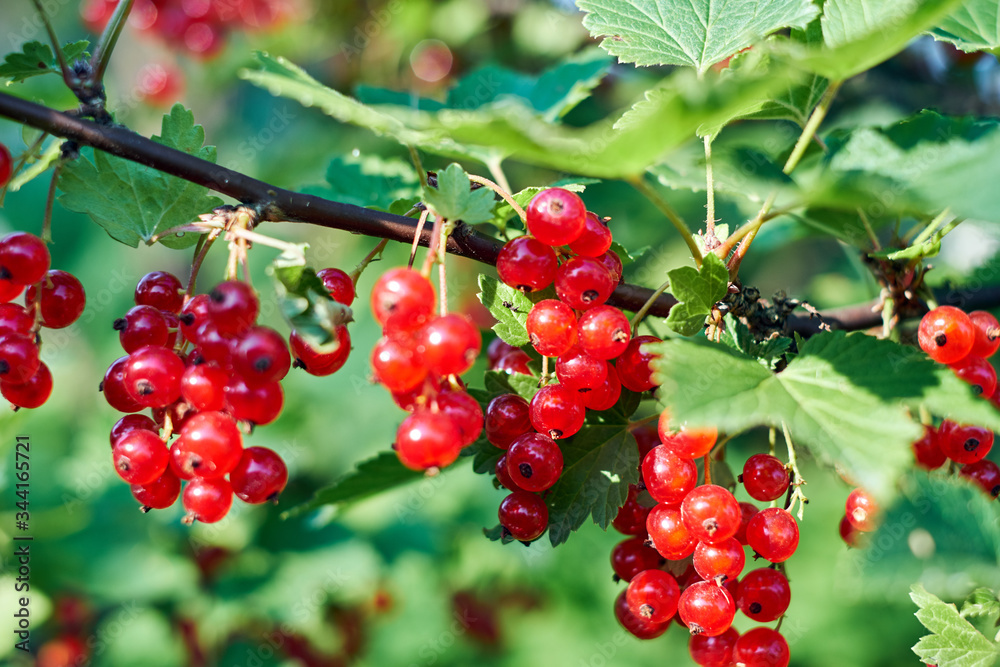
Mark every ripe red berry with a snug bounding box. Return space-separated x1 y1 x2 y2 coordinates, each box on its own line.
525 188 587 247
555 346 607 391
845 488 879 532
370 267 435 333
130 468 181 510
614 589 670 640
626 569 680 623
689 627 739 667
577 305 631 360
232 326 291 386
26 270 86 328
0 333 40 384
678 580 736 637
642 445 698 505
123 345 184 408
918 305 975 364
616 335 661 392
134 271 184 313
170 411 243 479
612 486 651 535
102 356 144 412
731 627 790 667
436 390 484 447
526 299 577 357
0 303 34 336
495 454 525 492
0 143 12 186
581 362 621 411
0 232 50 285
395 410 462 470
568 211 613 257
494 348 532 375
290 327 351 376
496 236 558 292
736 567 791 622
968 310 1000 358
417 313 481 376
487 338 517 367
693 538 746 582
316 267 355 305
746 507 799 562
115 305 169 353
949 354 997 397
940 422 994 464
371 335 428 393
180 363 228 411
498 490 548 541
598 250 623 284
224 378 284 425
611 536 663 582
113 429 169 484
735 502 759 545
839 513 863 547
110 414 158 447
207 281 259 335
485 393 532 449
681 485 741 544
647 502 697 560
182 476 234 524
1 361 52 409
961 459 1000 497
230 446 288 503
506 432 563 492
529 383 586 439
180 294 211 343
554 256 615 310
912 425 948 470
741 454 790 502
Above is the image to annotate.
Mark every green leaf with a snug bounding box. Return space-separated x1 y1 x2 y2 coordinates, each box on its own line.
354 85 446 111
483 370 540 402
962 589 1000 622
303 154 419 210
0 40 89 82
6 138 61 194
423 163 496 224
546 391 642 546
650 144 795 206
665 252 729 336
911 583 998 667
282 452 424 518
269 251 353 349
577 0 819 74
718 315 792 369
477 275 533 347
932 2 1000 52
58 105 223 249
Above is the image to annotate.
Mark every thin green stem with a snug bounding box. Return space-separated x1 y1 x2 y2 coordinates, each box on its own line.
467 174 525 223
715 203 804 260
421 216 446 277
41 162 64 243
408 208 430 270
629 278 671 333
628 175 702 267
781 421 808 520
627 414 658 431
0 131 48 206
858 209 880 251
92 0 134 83
30 0 71 87
910 209 954 247
485 156 512 195
408 145 428 190
350 238 389 285
704 135 716 241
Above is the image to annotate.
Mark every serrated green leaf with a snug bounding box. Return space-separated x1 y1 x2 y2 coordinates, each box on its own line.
0 40 89 82
911 583 998 667
718 315 792 369
665 252 729 336
57 105 223 249
932 2 1000 52
483 523 518 544
269 251 353 349
483 370 540 402
651 144 795 206
577 0 818 74
477 275 533 347
423 163 495 224
302 154 418 211
609 241 648 268
962 589 1000 621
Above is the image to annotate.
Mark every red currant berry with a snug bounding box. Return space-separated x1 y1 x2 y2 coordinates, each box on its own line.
180 363 227 411
113 429 169 484
582 362 622 411
918 305 975 364
182 476 234 524
616 335 661 392
371 335 428 393
417 313 481 376
370 267 435 333
0 278 23 304
845 488 879 532
658 410 718 460
134 271 184 313
961 459 1000 497
598 250 623 284
741 454 790 502
1 360 52 409
487 338 517 367
642 445 698 505
485 393 532 449
506 432 563 492
495 454 526 492
224 377 284 425
0 333 40 384
0 143 11 186
689 627 739 667
633 423 661 461
554 256 615 310
496 236 558 292
110 414 158 447
525 188 587 247
316 267 355 305
123 345 184 408
735 502 759 545
498 490 548 541
941 422 994 464
568 211 613 257
436 390 484 447
207 281 258 335
130 468 181 511
968 310 1000 358
233 326 291 386
839 513 863 547
627 569 680 623
494 348 532 375
736 567 791 622
170 411 243 479
114 305 169 353
395 410 462 470
949 354 997 396
693 538 746 582
678 580 736 637
746 507 799 562
681 485 741 544
230 446 288 503
614 589 670 639
526 299 577 357
290 327 351 376
0 303 34 336
912 425 947 470
26 270 86 328
102 356 144 412
0 232 49 286
612 485 651 535
731 627 789 667
180 294 211 343
577 305 631 360
529 383 585 439
647 502 697 560
555 346 607 391
611 536 663 582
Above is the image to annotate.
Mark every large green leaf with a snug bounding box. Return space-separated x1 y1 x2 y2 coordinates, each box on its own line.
423 163 496 224
650 143 795 206
931 1 1000 52
58 105 223 249
665 252 730 336
911 584 998 667
0 40 89 83
576 0 818 73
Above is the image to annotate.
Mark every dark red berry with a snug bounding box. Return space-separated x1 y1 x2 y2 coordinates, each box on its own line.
494 348 532 375
224 377 283 425
485 393 532 449
232 326 291 386
642 445 697 505
110 414 158 447
940 421 994 464
839 513 863 547
735 502 759 546
912 425 947 470
290 327 351 376
731 627 789 667
1 359 52 409
736 567 791 622
968 310 1000 358
614 589 670 640
612 485 651 535
115 305 169 353
554 256 615 310
230 446 288 503
506 432 563 492
626 569 680 623
582 362 622 411
113 429 169 484
678 580 736 637
0 143 11 186
949 354 997 396
0 232 50 286
495 454 525 492
123 345 184 408
961 459 1000 497
206 281 258 335
568 211 613 257
180 363 228 411
689 627 739 667
617 335 661 392
102 356 144 413
26 270 85 329
487 338 518 367
0 333 40 384
598 250 623 284
611 536 663 582
180 294 211 343
0 303 34 336
693 538 746 582
182 476 233 524
170 411 243 479
131 468 181 510
529 383 585 439
134 271 184 313
498 490 548 541
577 305 631 360
436 390 484 447
316 267 355 305
741 454 790 502
555 346 607 391
746 507 799 562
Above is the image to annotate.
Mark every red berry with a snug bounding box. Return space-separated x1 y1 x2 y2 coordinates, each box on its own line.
949 354 997 397
731 627 790 667
316 267 355 306
115 305 169 353
647 502 697 560
395 410 462 470
290 327 351 376
124 345 184 408
746 507 799 562
912 425 947 470
110 414 158 447
581 362 622 410
26 270 85 329
371 335 427 393
0 333 40 384
0 303 34 336
554 256 615 310
741 454 790 502
486 338 517 367
135 271 184 313
0 143 11 186
180 363 227 411
496 236 558 292
0 278 23 303
230 446 288 503
529 383 586 439
845 488 879 532
681 485 741 544
568 211 613 257
506 432 563 492
614 589 670 639
207 281 258 335
526 299 577 357
180 294 211 343
436 390 484 447
102 356 144 412
1 361 52 409
0 232 50 286
494 348 532 375
485 394 532 449
525 188 587 247
678 580 736 637
417 313 481 376
225 377 284 425
498 490 548 541
918 305 975 364
598 250 623 284
839 513 863 547
642 445 698 505
556 346 607 391
495 454 525 492
612 485 651 535
736 567 791 622
940 422 994 464
577 305 631 360
689 627 739 667
693 538 746 582
370 268 435 333
968 310 1000 358
233 326 291 385
183 476 234 524
626 569 680 623
113 429 169 484
170 411 243 479
735 502 759 545
961 460 1000 497
611 536 663 582
616 335 661 392
658 410 718 459
130 468 181 510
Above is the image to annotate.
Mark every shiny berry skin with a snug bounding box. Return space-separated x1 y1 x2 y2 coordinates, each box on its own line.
0 232 50 286
0 143 11 186
642 445 698 505
693 538 746 582
0 333 40 384
496 236 558 292
554 256 615 310
582 362 622 411
617 336 661 392
183 477 234 524
506 432 563 492
555 346 607 391
316 267 355 305
233 326 291 386
180 364 227 411
913 425 948 470
918 305 975 364
526 299 577 357
191 323 235 367
487 338 518 367
746 507 799 562
529 384 586 439
130 468 181 510
682 485 741 544
26 270 86 328
0 303 34 336
1 360 51 409
370 267 435 333
115 305 169 353
230 446 288 503
614 590 670 639
647 502 697 560
224 378 283 425
110 414 158 447
134 271 184 313
736 567 791 622
735 502 759 545
0 278 22 303
207 281 258 335
495 455 525 492
658 412 718 460
577 305 631 360
112 429 169 485
949 354 997 396
568 211 613 257
598 250 624 284
180 294 211 343
102 356 143 412
170 411 243 479
498 491 548 541
123 345 184 408
626 569 680 623
689 627 739 667
845 488 878 532
436 390 484 447
731 627 790 667
371 336 427 393
611 536 663 582
494 348 532 375
741 454 790 502
941 422 994 464
961 460 1000 497
968 310 1000 358
525 188 587 247
839 514 862 547
290 327 351 376
395 411 462 470
485 393 532 449
612 486 651 535
417 313 481 376
678 580 736 637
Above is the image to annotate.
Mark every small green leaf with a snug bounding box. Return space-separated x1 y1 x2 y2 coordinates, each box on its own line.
423 163 496 224
718 315 792 369
962 589 1000 622
269 251 353 349
6 138 61 193
483 524 517 544
665 252 729 336
911 583 998 667
0 40 89 82
477 274 533 347
932 2 1000 52
483 370 540 402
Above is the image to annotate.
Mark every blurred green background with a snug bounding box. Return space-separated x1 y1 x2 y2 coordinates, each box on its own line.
2 0 1000 665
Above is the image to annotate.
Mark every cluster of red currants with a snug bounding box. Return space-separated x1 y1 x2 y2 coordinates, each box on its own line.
368 267 483 471
104 272 298 523
81 0 291 58
0 232 86 409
